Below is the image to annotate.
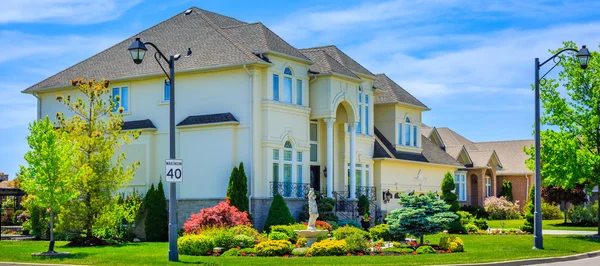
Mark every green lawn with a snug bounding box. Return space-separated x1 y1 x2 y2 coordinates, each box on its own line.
1 235 600 266
487 219 598 231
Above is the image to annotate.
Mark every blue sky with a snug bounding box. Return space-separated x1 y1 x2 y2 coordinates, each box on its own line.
2 0 600 178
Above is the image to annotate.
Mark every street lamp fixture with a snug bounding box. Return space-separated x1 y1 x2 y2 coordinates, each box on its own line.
128 37 191 262
533 45 591 250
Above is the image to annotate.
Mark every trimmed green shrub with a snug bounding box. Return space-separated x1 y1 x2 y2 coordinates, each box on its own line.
416 245 436 254
345 233 368 252
263 194 295 232
292 247 309 256
268 231 289 241
338 219 362 228
221 248 240 257
542 202 563 220
212 229 235 250
457 211 475 225
298 192 338 222
441 172 460 212
308 239 347 256
254 240 293 256
439 235 464 252
464 223 478 233
226 162 249 213
296 236 307 247
459 205 488 219
568 203 599 225
448 220 466 234
369 224 392 241
333 225 368 240
233 234 255 248
178 234 214 256
328 220 339 230
144 181 168 242
474 218 488 230
523 186 535 233
270 224 306 243
385 247 415 254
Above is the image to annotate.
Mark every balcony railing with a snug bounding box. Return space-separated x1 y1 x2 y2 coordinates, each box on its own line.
270 182 310 199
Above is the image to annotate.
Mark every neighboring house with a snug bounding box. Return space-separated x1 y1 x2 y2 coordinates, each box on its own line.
0 172 8 182
422 125 534 208
22 7 463 230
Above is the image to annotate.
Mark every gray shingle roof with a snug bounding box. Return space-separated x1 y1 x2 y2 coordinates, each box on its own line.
373 74 428 108
373 127 462 167
475 140 533 175
299 50 359 79
177 112 238 126
436 127 479 151
223 22 310 62
24 7 272 93
122 119 156 130
301 45 374 77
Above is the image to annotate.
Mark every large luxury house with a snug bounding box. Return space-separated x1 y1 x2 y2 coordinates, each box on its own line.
22 7 534 230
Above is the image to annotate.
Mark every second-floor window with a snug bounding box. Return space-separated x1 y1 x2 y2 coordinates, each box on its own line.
273 74 280 101
398 117 420 148
404 117 411 146
310 122 318 163
297 79 303 105
273 67 304 106
365 94 369 135
112 86 129 113
357 87 362 134
283 67 293 103
163 80 170 101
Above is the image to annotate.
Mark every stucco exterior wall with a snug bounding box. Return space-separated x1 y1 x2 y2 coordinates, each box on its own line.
374 159 458 213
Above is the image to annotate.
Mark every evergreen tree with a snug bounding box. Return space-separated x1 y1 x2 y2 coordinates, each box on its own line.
386 192 457 245
263 194 295 232
441 172 460 212
499 180 514 201
145 182 168 242
358 195 370 217
227 163 249 213
523 186 535 233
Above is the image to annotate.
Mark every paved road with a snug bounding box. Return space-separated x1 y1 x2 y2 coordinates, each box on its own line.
539 255 600 265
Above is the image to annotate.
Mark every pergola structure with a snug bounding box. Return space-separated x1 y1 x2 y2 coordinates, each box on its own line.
0 187 26 237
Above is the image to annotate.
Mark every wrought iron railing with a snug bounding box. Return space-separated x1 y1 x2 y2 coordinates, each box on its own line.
342 186 377 200
270 182 310 198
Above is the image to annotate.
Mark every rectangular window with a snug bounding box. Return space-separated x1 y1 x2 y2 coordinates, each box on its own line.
310 123 317 142
310 122 318 163
357 105 362 133
112 87 129 112
413 125 418 147
405 124 410 146
365 106 369 135
296 79 303 105
273 163 279 182
164 80 170 101
365 94 369 104
310 144 318 162
454 173 466 201
486 177 492 197
296 165 303 198
273 74 279 101
284 76 292 103
273 149 279 160
297 152 303 162
284 150 292 161
283 164 292 197
398 123 402 144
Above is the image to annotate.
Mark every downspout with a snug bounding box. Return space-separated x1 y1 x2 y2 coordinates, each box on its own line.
525 174 530 201
243 64 253 215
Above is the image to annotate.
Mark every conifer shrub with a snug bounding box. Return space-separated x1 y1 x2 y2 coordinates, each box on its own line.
499 180 514 201
523 186 535 233
226 162 249 213
144 181 169 242
183 200 250 234
441 172 460 212
358 195 370 217
263 194 295 232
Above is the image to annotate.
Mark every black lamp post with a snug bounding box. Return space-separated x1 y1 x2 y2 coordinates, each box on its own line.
128 37 191 262
533 45 590 250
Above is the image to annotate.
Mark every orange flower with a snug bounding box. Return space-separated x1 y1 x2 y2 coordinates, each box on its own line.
447 250 452 253
346 253 351 256
412 251 417 255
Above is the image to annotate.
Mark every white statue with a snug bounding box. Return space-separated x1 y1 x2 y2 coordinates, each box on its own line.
307 188 319 231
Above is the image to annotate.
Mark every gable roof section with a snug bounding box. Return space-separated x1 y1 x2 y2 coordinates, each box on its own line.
24 7 267 93
223 22 310 62
373 74 428 108
300 49 359 79
177 112 238 127
373 127 462 167
436 127 479 150
475 140 533 175
300 45 373 77
122 119 156 130
468 150 502 169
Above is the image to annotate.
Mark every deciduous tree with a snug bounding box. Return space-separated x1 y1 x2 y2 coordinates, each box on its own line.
19 116 80 253
542 184 587 223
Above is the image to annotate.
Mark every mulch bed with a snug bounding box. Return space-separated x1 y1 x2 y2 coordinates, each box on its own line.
65 237 112 247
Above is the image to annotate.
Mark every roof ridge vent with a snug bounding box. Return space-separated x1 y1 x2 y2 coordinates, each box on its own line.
184 9 193 15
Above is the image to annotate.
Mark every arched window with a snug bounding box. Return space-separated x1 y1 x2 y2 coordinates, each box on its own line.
485 176 492 197
398 116 419 148
283 67 293 103
273 140 304 198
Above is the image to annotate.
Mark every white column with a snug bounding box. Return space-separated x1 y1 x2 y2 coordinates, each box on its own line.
349 122 357 200
362 164 366 187
325 118 335 198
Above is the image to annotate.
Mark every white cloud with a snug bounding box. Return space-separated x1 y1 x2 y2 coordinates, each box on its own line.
0 0 143 24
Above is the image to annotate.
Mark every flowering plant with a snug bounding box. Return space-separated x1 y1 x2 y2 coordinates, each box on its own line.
484 196 521 220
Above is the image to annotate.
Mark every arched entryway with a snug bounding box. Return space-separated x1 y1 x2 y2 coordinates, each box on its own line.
324 100 356 198
470 174 478 205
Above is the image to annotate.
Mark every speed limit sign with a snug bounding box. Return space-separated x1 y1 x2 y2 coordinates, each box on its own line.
165 159 183 183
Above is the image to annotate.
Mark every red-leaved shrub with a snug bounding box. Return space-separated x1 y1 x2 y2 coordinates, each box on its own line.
183 199 251 234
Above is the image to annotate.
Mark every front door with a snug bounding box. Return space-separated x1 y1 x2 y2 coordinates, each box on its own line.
310 166 321 192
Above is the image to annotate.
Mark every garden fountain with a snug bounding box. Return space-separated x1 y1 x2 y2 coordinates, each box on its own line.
294 188 328 247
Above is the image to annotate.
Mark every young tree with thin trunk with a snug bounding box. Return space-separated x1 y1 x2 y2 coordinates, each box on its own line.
19 116 80 253
55 78 139 239
524 41 600 234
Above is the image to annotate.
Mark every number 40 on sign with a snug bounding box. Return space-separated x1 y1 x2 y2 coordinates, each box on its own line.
165 159 183 183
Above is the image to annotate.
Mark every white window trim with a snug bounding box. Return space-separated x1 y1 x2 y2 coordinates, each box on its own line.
310 121 319 164
454 172 467 201
273 141 305 198
162 79 170 103
485 176 492 197
272 67 306 107
112 86 130 114
398 117 421 148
